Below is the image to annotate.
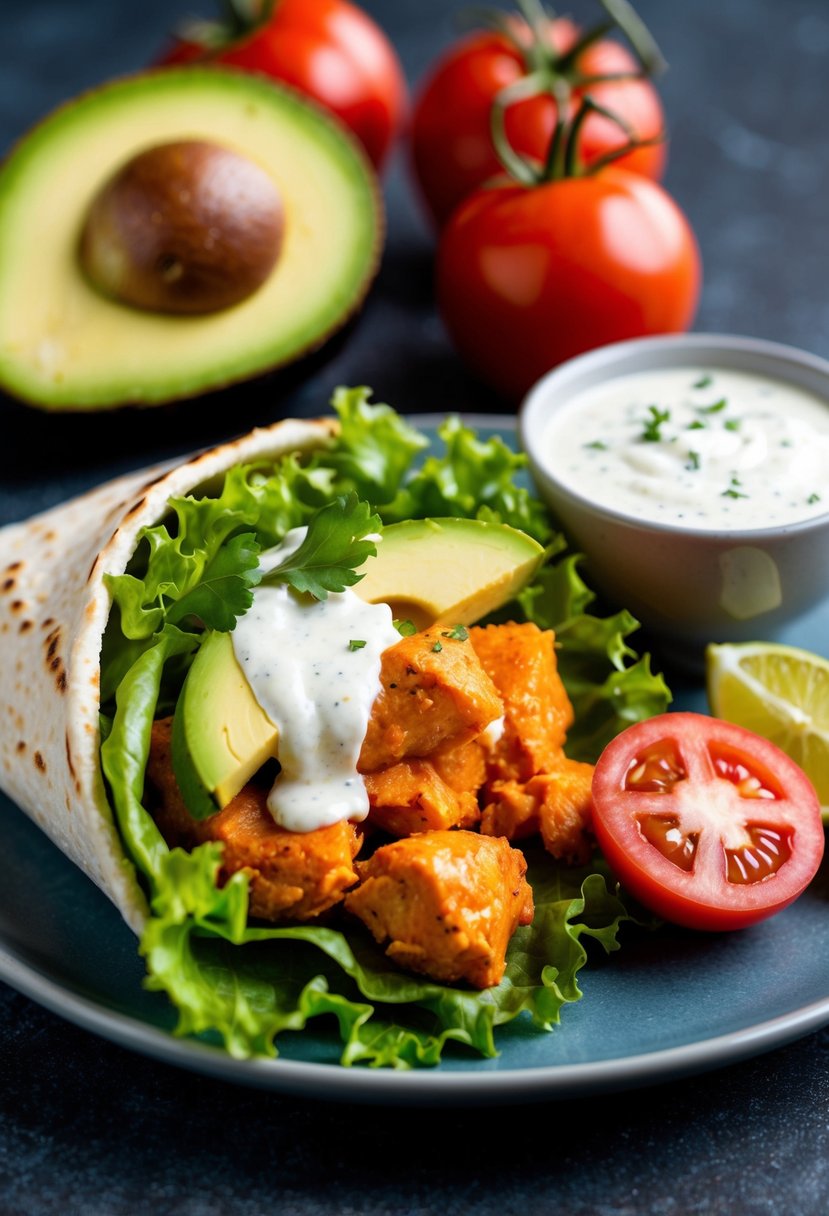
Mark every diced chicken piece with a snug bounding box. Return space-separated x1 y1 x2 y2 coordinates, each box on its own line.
481 757 595 864
470 622 573 781
479 778 539 842
146 719 360 921
432 737 487 797
359 628 503 772
365 747 482 837
345 830 534 989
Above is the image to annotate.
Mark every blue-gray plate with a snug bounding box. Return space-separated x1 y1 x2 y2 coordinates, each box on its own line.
0 416 827 1105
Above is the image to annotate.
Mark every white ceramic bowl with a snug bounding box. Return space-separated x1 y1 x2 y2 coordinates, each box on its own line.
520 334 829 659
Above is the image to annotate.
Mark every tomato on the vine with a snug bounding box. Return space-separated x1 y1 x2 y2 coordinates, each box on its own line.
591 713 825 932
161 0 407 170
412 12 666 226
436 167 700 401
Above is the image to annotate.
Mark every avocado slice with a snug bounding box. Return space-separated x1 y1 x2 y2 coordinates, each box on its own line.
354 518 545 630
0 68 380 410
172 629 279 818
172 517 544 815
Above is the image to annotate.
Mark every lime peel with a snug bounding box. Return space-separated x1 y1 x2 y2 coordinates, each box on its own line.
706 641 829 823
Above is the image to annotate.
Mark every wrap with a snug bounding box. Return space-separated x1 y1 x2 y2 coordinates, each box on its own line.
0 417 336 934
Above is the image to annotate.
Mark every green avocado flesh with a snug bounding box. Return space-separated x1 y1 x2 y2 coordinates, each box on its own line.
355 517 545 630
173 517 544 815
172 629 279 818
0 68 380 410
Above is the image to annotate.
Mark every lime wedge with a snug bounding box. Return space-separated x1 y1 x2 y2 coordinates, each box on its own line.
706 642 829 822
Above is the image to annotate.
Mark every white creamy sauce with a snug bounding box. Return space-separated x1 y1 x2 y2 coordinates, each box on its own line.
543 367 829 530
231 528 400 833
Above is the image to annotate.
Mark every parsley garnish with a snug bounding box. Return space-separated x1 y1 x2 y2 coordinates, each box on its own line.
165 532 261 633
698 398 728 415
348 639 367 651
584 440 608 451
394 619 417 637
808 493 821 505
687 420 706 431
259 492 380 600
722 477 748 500
441 624 469 641
686 451 701 471
693 375 713 389
431 640 443 653
724 418 741 432
640 406 671 442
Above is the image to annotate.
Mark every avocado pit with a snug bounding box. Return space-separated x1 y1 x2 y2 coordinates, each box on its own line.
79 139 284 315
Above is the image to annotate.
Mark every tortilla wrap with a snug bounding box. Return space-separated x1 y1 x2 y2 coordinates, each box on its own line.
0 417 337 934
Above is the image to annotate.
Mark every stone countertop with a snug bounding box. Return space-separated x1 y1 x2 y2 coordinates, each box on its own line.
1 2 828 1212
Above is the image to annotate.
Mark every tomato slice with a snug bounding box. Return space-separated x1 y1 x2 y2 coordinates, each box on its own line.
591 713 825 931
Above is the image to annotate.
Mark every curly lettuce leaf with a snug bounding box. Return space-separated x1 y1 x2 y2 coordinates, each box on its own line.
318 386 429 505
101 625 199 882
383 416 554 544
104 454 354 644
137 841 640 1066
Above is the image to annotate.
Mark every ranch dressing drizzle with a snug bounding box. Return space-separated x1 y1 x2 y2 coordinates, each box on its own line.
231 528 400 833
544 367 829 530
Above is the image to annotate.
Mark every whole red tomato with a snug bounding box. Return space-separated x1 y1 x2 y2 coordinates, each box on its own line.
412 18 666 226
162 0 407 170
437 168 701 401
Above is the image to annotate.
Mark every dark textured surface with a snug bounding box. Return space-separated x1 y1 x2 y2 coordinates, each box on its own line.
1 1 828 1212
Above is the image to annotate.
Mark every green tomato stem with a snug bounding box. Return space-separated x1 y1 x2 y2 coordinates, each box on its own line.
598 0 667 75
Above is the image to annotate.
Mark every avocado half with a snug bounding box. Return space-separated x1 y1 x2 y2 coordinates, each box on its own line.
0 68 382 410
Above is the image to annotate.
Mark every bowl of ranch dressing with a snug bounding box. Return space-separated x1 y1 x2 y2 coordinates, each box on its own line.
520 334 829 658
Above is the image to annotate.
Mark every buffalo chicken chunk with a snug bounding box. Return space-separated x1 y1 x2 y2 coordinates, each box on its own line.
364 740 486 836
345 830 534 988
480 758 595 863
146 719 360 921
470 622 573 781
358 628 502 772
470 622 594 861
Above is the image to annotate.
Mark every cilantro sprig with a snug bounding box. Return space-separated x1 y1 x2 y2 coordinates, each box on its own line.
259 492 381 600
640 406 671 442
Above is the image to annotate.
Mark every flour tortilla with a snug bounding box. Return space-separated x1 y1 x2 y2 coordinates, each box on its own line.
0 417 337 934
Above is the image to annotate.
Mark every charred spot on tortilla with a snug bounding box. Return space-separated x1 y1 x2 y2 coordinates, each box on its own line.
41 618 54 630
16 741 25 754
10 600 25 614
141 472 168 493
65 735 76 780
1 577 15 593
33 751 46 772
4 561 22 573
123 497 147 521
19 620 33 633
